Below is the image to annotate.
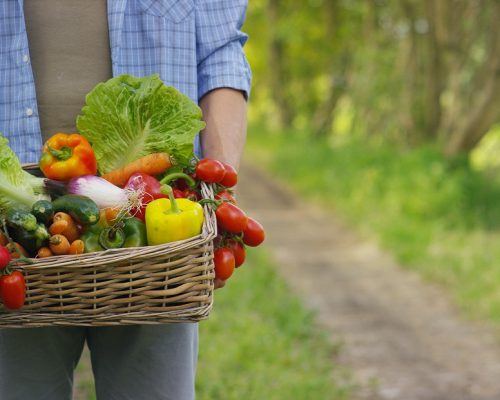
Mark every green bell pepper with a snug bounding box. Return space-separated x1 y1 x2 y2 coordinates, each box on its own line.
122 217 147 248
81 213 147 253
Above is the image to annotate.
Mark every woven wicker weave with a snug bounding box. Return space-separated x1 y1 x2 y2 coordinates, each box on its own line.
0 165 216 328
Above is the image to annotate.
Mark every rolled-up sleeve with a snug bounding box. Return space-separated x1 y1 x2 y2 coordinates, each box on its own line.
196 0 252 101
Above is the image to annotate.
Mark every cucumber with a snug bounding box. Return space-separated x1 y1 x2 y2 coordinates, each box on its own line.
51 195 100 225
31 200 54 225
6 208 38 231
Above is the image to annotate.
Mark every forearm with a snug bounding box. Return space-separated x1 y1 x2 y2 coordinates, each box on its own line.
199 88 247 170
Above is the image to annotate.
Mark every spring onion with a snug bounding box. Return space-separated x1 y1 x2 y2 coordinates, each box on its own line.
67 175 141 210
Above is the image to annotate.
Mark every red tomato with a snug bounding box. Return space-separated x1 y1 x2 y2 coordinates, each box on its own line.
183 189 201 201
214 247 235 280
0 246 12 270
195 159 226 183
215 190 236 204
173 177 190 191
0 271 26 310
172 188 186 198
243 218 265 247
220 163 238 188
216 203 248 233
227 239 246 267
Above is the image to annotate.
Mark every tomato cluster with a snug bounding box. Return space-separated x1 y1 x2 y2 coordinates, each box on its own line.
193 159 265 283
0 246 26 310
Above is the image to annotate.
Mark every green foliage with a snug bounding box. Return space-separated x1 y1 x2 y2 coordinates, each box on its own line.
244 1 500 153
197 249 353 400
245 0 362 127
247 128 500 324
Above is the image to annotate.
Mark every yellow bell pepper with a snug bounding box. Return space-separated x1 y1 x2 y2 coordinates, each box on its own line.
145 190 204 245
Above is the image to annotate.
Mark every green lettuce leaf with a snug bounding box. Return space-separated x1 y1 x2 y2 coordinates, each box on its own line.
0 134 48 211
76 74 205 175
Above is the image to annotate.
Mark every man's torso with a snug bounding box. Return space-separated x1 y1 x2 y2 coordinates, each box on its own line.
24 0 112 142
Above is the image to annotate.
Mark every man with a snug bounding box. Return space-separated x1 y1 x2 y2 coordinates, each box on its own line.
0 1 251 399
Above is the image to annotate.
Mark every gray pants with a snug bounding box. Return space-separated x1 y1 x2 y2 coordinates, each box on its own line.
0 324 198 400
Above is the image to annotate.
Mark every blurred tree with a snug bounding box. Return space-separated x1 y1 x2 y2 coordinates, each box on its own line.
267 0 294 128
399 0 500 155
310 0 351 138
245 0 500 156
438 0 500 156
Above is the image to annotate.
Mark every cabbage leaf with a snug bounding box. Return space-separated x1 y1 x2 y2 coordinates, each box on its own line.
0 135 48 211
76 74 205 175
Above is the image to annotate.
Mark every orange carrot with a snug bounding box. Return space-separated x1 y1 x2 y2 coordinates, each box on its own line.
37 247 53 258
102 153 173 187
49 219 69 235
49 234 71 255
53 212 80 243
69 240 85 255
104 207 121 222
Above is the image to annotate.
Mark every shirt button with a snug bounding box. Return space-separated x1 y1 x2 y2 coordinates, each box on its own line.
22 54 30 63
25 108 33 116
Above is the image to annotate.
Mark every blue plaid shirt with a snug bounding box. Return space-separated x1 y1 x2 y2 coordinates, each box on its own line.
0 0 251 163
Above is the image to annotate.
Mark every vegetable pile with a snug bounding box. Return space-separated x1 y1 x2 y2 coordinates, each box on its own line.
0 74 264 311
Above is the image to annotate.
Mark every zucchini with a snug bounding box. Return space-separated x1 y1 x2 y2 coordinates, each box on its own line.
6 208 38 231
31 200 54 225
51 195 100 225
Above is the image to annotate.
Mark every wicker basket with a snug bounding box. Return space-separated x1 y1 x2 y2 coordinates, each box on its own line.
0 165 216 328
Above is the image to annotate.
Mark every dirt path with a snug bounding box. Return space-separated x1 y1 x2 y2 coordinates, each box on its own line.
237 162 500 400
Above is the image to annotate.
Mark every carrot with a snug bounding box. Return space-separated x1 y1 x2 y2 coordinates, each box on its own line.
49 234 71 255
102 153 172 187
49 219 69 235
69 240 85 255
53 212 80 242
104 207 121 222
37 247 53 258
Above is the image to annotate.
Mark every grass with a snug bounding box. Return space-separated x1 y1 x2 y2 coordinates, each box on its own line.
246 127 500 326
73 249 353 400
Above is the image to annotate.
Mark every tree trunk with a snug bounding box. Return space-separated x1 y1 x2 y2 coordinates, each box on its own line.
437 1 483 143
311 0 349 138
267 0 294 128
311 53 349 138
442 1 500 157
422 0 443 140
401 0 445 143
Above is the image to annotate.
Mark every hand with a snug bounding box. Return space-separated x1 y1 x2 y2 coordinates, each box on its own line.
214 277 226 289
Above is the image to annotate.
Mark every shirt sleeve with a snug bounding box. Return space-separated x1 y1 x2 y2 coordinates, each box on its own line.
195 0 252 101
